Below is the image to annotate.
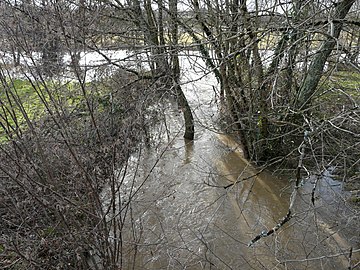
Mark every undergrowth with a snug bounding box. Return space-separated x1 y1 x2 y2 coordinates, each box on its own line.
0 69 161 269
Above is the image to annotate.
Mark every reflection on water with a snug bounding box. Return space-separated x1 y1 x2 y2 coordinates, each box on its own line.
183 139 194 165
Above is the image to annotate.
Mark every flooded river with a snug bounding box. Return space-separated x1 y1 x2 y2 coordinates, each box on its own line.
98 53 359 269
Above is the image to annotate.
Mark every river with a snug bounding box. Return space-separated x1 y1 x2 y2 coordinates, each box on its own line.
3 48 357 269
96 52 359 269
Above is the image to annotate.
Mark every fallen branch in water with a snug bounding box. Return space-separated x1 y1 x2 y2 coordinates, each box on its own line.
248 210 293 247
203 166 264 189
223 169 264 189
248 129 309 247
222 150 297 189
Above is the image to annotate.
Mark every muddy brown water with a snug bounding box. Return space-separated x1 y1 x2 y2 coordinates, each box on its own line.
99 107 359 269
98 54 359 269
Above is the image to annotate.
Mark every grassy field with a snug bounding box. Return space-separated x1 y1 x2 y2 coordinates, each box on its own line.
0 78 93 142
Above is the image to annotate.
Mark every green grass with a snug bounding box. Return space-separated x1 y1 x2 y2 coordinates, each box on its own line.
330 71 360 92
316 70 360 105
0 77 116 142
0 79 84 142
1 79 41 141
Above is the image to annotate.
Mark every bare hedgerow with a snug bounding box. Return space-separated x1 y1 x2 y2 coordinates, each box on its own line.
0 69 160 269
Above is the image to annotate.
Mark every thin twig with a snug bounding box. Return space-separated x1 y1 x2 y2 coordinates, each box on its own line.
248 129 309 246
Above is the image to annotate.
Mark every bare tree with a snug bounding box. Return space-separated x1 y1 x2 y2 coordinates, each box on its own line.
0 0 359 269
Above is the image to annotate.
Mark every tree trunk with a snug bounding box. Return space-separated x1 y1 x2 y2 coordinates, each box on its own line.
296 0 356 109
176 84 195 140
170 0 194 140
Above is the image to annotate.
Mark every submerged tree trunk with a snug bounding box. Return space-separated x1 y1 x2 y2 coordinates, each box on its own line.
170 0 194 140
176 84 195 140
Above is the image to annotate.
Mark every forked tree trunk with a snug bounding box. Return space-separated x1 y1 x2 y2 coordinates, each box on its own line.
296 0 356 109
